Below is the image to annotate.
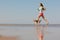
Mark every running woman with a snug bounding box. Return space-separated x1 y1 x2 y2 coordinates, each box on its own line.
37 3 48 24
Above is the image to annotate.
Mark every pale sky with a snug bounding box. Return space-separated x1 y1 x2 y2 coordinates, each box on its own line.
0 0 60 24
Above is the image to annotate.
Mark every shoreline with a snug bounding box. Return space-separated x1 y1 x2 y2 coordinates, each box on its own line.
0 24 60 26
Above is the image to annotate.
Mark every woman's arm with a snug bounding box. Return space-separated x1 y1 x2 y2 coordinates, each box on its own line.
42 7 46 11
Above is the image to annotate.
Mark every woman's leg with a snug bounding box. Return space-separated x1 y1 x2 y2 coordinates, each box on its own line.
38 14 41 21
42 16 49 25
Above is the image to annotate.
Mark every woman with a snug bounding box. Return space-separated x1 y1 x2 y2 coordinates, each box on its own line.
37 3 48 24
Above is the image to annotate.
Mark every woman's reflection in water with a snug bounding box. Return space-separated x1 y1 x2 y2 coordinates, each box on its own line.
35 24 48 40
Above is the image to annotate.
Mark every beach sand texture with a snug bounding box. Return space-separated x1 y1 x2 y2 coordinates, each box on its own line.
0 36 17 40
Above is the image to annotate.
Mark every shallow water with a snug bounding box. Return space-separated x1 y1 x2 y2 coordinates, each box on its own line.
0 24 60 40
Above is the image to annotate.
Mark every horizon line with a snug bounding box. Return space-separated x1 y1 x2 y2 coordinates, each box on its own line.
0 24 60 26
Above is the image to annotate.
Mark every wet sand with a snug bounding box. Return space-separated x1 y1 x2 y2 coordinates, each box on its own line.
0 24 60 40
0 36 17 40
